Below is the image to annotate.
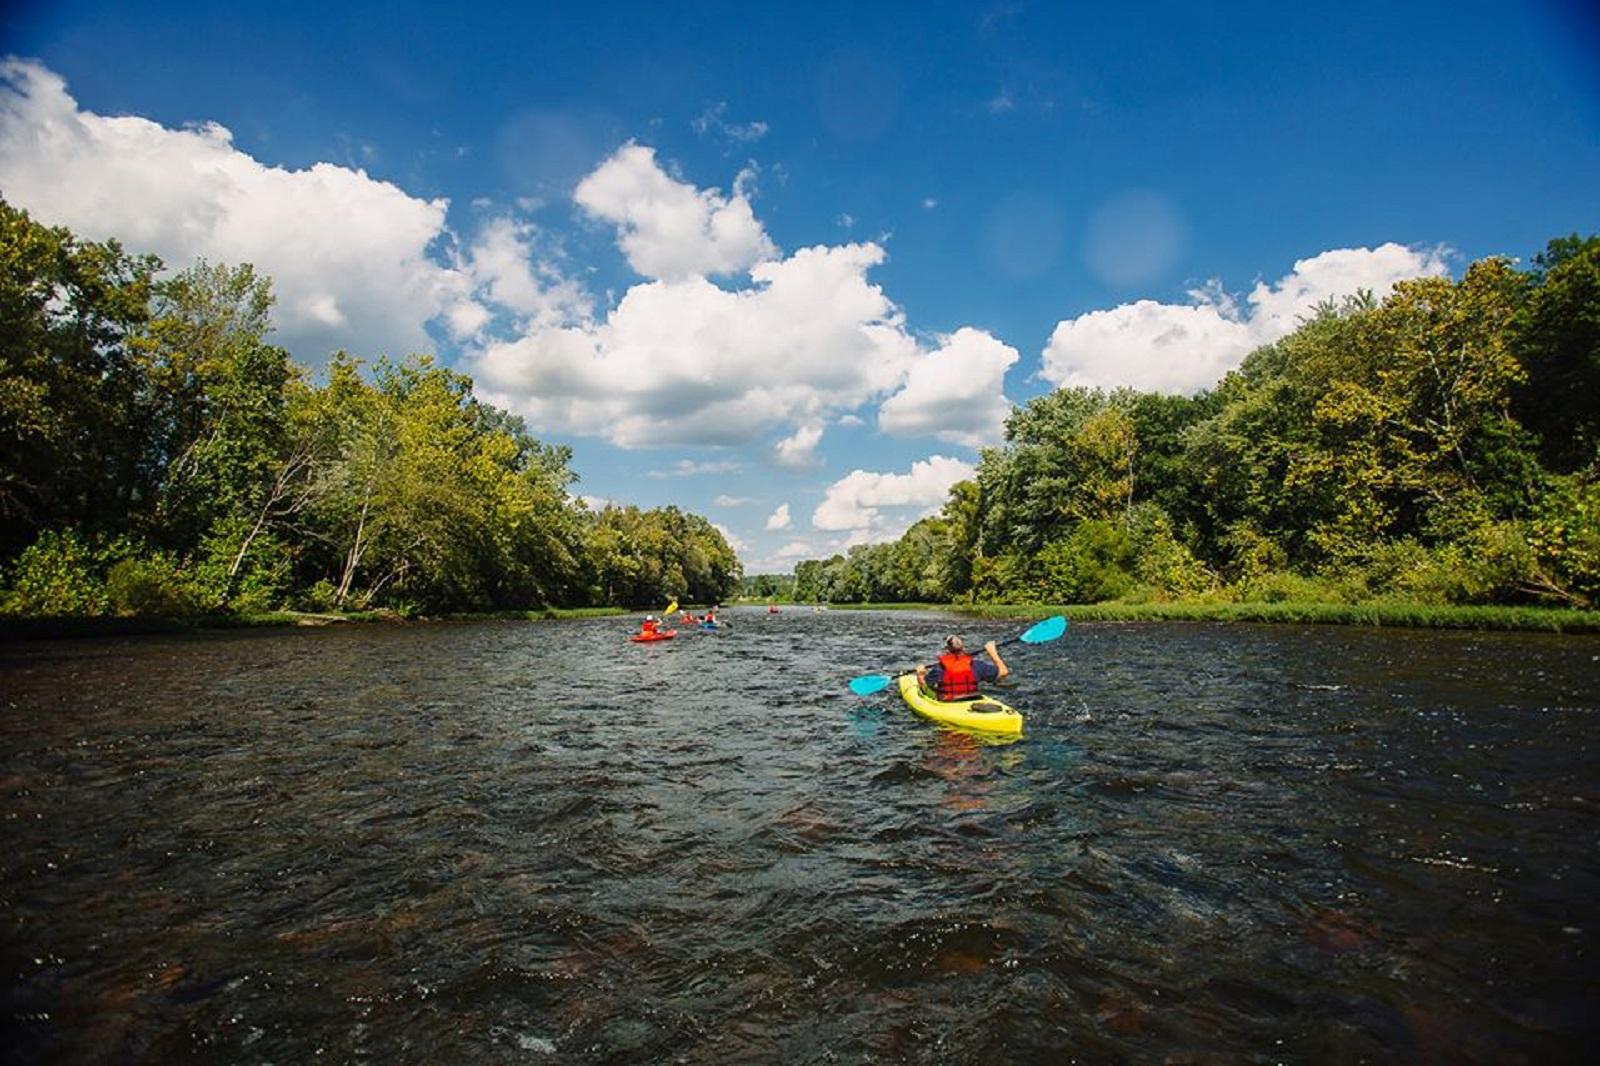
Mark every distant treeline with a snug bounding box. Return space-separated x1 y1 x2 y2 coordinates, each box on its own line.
740 573 797 599
795 237 1599 610
0 199 740 616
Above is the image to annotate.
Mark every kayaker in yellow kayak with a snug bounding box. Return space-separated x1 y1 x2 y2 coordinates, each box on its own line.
917 635 1009 701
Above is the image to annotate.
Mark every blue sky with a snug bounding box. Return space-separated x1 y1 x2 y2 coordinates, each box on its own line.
3 1 1597 571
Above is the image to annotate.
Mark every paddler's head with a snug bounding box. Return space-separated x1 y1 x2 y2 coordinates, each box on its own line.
944 635 965 653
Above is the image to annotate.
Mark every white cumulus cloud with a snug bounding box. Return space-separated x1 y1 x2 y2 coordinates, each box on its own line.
475 147 1022 450
573 142 776 281
744 538 822 573
878 327 1018 446
471 240 920 447
460 216 590 331
765 503 792 530
1041 299 1256 395
0 58 492 362
647 458 742 478
1244 244 1449 340
1041 243 1450 394
773 422 824 469
813 455 975 541
0 58 594 365
711 523 748 554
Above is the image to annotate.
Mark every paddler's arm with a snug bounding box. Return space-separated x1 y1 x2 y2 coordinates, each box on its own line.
982 640 1010 681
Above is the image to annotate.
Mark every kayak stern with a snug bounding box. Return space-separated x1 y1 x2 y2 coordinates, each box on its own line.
896 674 1023 736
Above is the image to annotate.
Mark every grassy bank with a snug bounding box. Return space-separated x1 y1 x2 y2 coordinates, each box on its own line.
0 610 371 640
0 605 630 641
827 600 1600 633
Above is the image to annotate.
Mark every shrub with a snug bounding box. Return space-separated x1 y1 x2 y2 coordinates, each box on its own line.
1527 475 1600 606
1235 569 1356 604
1037 521 1136 603
193 519 294 614
105 553 202 616
1351 538 1466 605
1128 504 1215 599
2 530 114 615
970 553 1042 604
1221 522 1289 583
296 578 339 612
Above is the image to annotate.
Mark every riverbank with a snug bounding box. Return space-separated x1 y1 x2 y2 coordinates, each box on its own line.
0 605 629 641
825 600 1600 633
8 600 1595 639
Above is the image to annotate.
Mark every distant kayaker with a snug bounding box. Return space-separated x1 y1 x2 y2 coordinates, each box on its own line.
918 635 1009 701
640 615 659 636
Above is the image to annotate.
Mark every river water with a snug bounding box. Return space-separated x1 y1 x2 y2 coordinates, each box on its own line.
2 609 1597 1063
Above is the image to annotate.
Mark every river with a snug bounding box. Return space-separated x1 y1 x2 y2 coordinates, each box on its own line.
2 609 1597 1062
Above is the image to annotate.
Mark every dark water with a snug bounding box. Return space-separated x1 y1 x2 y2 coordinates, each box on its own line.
2 610 1598 1063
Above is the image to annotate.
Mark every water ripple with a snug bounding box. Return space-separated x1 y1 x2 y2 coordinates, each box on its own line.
3 611 1598 1062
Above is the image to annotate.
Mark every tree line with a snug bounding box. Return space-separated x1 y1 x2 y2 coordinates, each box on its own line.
739 573 797 600
0 199 741 616
795 237 1599 610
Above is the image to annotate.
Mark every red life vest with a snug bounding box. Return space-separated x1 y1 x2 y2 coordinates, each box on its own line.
641 619 657 635
937 651 979 700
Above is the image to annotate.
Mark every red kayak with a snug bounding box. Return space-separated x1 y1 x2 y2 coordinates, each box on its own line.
630 629 678 643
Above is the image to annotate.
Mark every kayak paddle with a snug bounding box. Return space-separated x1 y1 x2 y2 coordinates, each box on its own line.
846 615 1067 696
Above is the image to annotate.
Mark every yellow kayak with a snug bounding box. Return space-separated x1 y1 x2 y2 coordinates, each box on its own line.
896 674 1024 736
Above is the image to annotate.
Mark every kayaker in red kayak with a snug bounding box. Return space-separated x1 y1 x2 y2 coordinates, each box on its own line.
639 615 661 637
917 635 1009 701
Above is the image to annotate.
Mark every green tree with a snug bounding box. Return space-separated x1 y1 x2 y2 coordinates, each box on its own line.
0 199 159 556
289 354 591 612
793 558 824 602
584 504 740 607
1036 521 1137 603
1512 234 1600 472
938 479 982 597
136 261 299 607
1287 259 1531 562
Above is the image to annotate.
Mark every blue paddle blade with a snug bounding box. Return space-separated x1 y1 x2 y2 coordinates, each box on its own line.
1019 615 1067 644
848 674 894 696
